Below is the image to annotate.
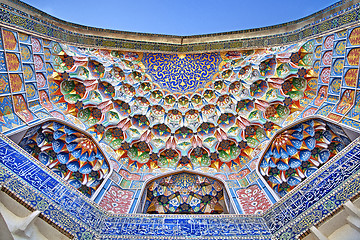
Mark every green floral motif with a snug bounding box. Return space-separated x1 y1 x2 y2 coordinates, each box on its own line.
36 199 49 211
323 200 336 211
80 231 94 240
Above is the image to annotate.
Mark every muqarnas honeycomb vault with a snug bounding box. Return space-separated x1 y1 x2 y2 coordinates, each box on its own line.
19 121 110 198
1 0 360 239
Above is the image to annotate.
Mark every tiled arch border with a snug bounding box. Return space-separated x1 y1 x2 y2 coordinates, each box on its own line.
9 117 114 201
256 115 360 202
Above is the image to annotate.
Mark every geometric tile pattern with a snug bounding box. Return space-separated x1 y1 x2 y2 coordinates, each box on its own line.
0 26 67 135
301 27 360 127
0 2 359 216
0 0 359 238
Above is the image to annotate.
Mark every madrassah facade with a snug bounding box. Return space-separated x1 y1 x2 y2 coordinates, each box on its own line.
0 0 360 239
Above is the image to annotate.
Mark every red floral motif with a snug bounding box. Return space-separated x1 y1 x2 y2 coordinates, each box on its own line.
236 185 272 214
109 159 120 172
31 38 42 53
321 51 332 65
320 68 331 84
119 169 141 180
36 73 47 88
336 89 355 115
250 158 260 170
346 48 360 66
99 186 134 214
323 35 334 49
9 74 23 92
214 174 227 181
143 174 154 181
344 68 358 87
349 27 360 46
229 169 250 180
314 86 328 106
12 94 34 122
34 55 44 71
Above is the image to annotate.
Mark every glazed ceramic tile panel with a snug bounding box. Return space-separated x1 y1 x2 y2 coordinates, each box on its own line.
0 29 26 133
18 121 110 197
0 27 69 135
0 0 360 239
259 118 351 197
99 185 135 214
0 25 359 215
301 27 360 127
42 38 325 214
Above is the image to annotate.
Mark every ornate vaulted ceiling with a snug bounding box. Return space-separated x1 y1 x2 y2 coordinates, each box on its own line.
46 41 316 176
0 0 360 239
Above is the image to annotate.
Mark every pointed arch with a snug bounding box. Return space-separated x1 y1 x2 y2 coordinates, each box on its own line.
17 119 111 198
258 116 359 198
136 169 237 214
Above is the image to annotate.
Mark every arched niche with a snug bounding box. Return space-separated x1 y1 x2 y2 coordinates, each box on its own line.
16 119 111 198
136 170 237 214
258 116 360 198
